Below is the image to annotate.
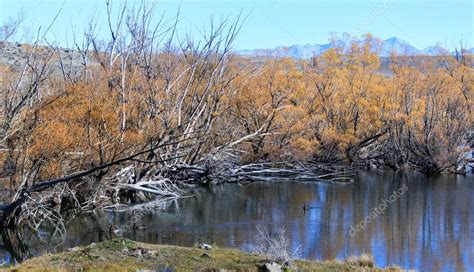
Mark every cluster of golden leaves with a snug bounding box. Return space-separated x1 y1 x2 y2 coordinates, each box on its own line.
231 38 473 168
1 37 472 182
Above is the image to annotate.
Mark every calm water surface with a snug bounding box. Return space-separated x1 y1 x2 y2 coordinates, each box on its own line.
1 171 473 271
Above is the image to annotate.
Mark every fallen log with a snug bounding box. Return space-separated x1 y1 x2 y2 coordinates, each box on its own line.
0 137 193 228
0 125 355 229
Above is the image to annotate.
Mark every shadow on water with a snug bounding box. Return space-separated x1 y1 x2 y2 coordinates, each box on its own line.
1 171 473 271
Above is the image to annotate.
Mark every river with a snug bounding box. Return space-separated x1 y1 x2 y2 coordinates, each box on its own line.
1 171 473 271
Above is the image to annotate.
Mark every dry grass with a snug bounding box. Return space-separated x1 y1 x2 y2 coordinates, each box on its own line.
4 239 404 272
344 253 375 268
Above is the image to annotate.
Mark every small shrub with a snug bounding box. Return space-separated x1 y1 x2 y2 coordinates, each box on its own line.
345 253 374 267
249 225 302 267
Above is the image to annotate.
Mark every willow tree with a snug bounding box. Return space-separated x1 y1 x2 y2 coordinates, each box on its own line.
386 53 473 173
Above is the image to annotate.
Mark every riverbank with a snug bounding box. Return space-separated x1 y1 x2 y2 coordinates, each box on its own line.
4 239 401 271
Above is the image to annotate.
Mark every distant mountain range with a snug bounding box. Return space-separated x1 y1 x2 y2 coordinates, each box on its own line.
237 37 474 59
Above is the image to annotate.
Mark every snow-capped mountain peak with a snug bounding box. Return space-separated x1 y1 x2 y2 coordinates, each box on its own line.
237 37 471 59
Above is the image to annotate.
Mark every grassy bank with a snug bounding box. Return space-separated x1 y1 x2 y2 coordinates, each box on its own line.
5 239 402 271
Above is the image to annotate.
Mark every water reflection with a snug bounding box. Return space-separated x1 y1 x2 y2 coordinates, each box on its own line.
1 171 473 271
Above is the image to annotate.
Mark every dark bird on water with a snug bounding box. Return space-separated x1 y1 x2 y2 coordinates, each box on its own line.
303 202 320 211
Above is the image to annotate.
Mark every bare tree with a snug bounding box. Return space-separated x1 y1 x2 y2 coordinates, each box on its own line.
0 11 25 42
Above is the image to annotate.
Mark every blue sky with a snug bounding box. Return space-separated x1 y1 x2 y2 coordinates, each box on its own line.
1 0 473 50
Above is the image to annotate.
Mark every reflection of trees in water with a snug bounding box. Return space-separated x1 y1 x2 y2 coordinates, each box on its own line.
113 174 472 272
302 171 474 271
0 212 112 265
1 229 31 263
182 172 472 271
1 173 473 270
